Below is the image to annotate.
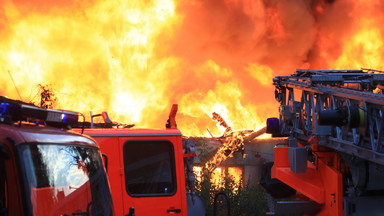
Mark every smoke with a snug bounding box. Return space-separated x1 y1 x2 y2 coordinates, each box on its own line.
170 0 334 134
171 0 371 73
169 0 383 134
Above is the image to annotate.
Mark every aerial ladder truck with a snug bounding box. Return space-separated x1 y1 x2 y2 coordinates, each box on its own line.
263 69 384 215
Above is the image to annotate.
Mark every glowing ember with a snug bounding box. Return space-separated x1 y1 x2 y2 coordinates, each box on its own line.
1 0 383 136
193 166 203 182
211 167 223 186
193 165 242 188
228 167 243 188
194 166 224 186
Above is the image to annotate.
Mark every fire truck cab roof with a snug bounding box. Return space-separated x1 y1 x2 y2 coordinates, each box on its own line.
1 123 98 147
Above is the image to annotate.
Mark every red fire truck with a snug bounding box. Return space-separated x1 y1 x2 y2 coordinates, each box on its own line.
0 96 114 215
73 105 205 216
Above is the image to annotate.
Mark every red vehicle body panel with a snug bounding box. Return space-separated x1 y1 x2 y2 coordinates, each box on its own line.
31 183 92 216
75 128 188 216
272 145 344 216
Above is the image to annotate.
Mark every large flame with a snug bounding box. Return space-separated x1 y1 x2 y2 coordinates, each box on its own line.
1 0 383 136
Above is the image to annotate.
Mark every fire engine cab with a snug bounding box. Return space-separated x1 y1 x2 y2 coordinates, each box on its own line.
72 105 205 216
0 96 113 216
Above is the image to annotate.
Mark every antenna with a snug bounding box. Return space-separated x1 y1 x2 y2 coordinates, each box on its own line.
7 70 22 100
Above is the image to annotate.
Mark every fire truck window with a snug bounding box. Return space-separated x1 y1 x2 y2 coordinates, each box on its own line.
123 140 176 196
20 144 113 216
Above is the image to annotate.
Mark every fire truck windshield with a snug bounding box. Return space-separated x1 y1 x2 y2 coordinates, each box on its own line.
18 144 113 216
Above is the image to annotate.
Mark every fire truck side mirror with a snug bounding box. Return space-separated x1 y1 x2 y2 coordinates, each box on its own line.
0 144 9 160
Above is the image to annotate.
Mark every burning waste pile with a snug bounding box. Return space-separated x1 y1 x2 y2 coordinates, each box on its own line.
186 111 272 215
186 110 270 189
204 112 266 173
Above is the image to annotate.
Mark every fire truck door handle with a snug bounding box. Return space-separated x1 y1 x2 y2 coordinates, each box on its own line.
125 207 135 216
167 209 181 213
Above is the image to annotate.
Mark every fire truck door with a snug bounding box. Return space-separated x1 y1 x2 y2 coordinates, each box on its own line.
120 138 184 215
0 143 22 215
0 155 7 215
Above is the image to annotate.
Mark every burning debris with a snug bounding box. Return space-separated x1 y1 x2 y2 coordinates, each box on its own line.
38 84 57 109
211 112 233 137
205 112 266 173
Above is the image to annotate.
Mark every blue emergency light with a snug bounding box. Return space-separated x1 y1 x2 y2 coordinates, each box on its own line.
0 96 79 127
266 117 280 134
0 102 10 114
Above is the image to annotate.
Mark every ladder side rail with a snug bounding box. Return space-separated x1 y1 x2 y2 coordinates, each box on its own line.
292 69 384 83
277 80 384 106
274 81 384 164
321 137 384 166
318 85 384 105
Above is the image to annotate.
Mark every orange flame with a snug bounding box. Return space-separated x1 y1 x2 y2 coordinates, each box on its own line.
1 0 383 136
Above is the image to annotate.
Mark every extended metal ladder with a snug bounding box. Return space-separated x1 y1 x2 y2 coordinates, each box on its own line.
273 69 384 165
